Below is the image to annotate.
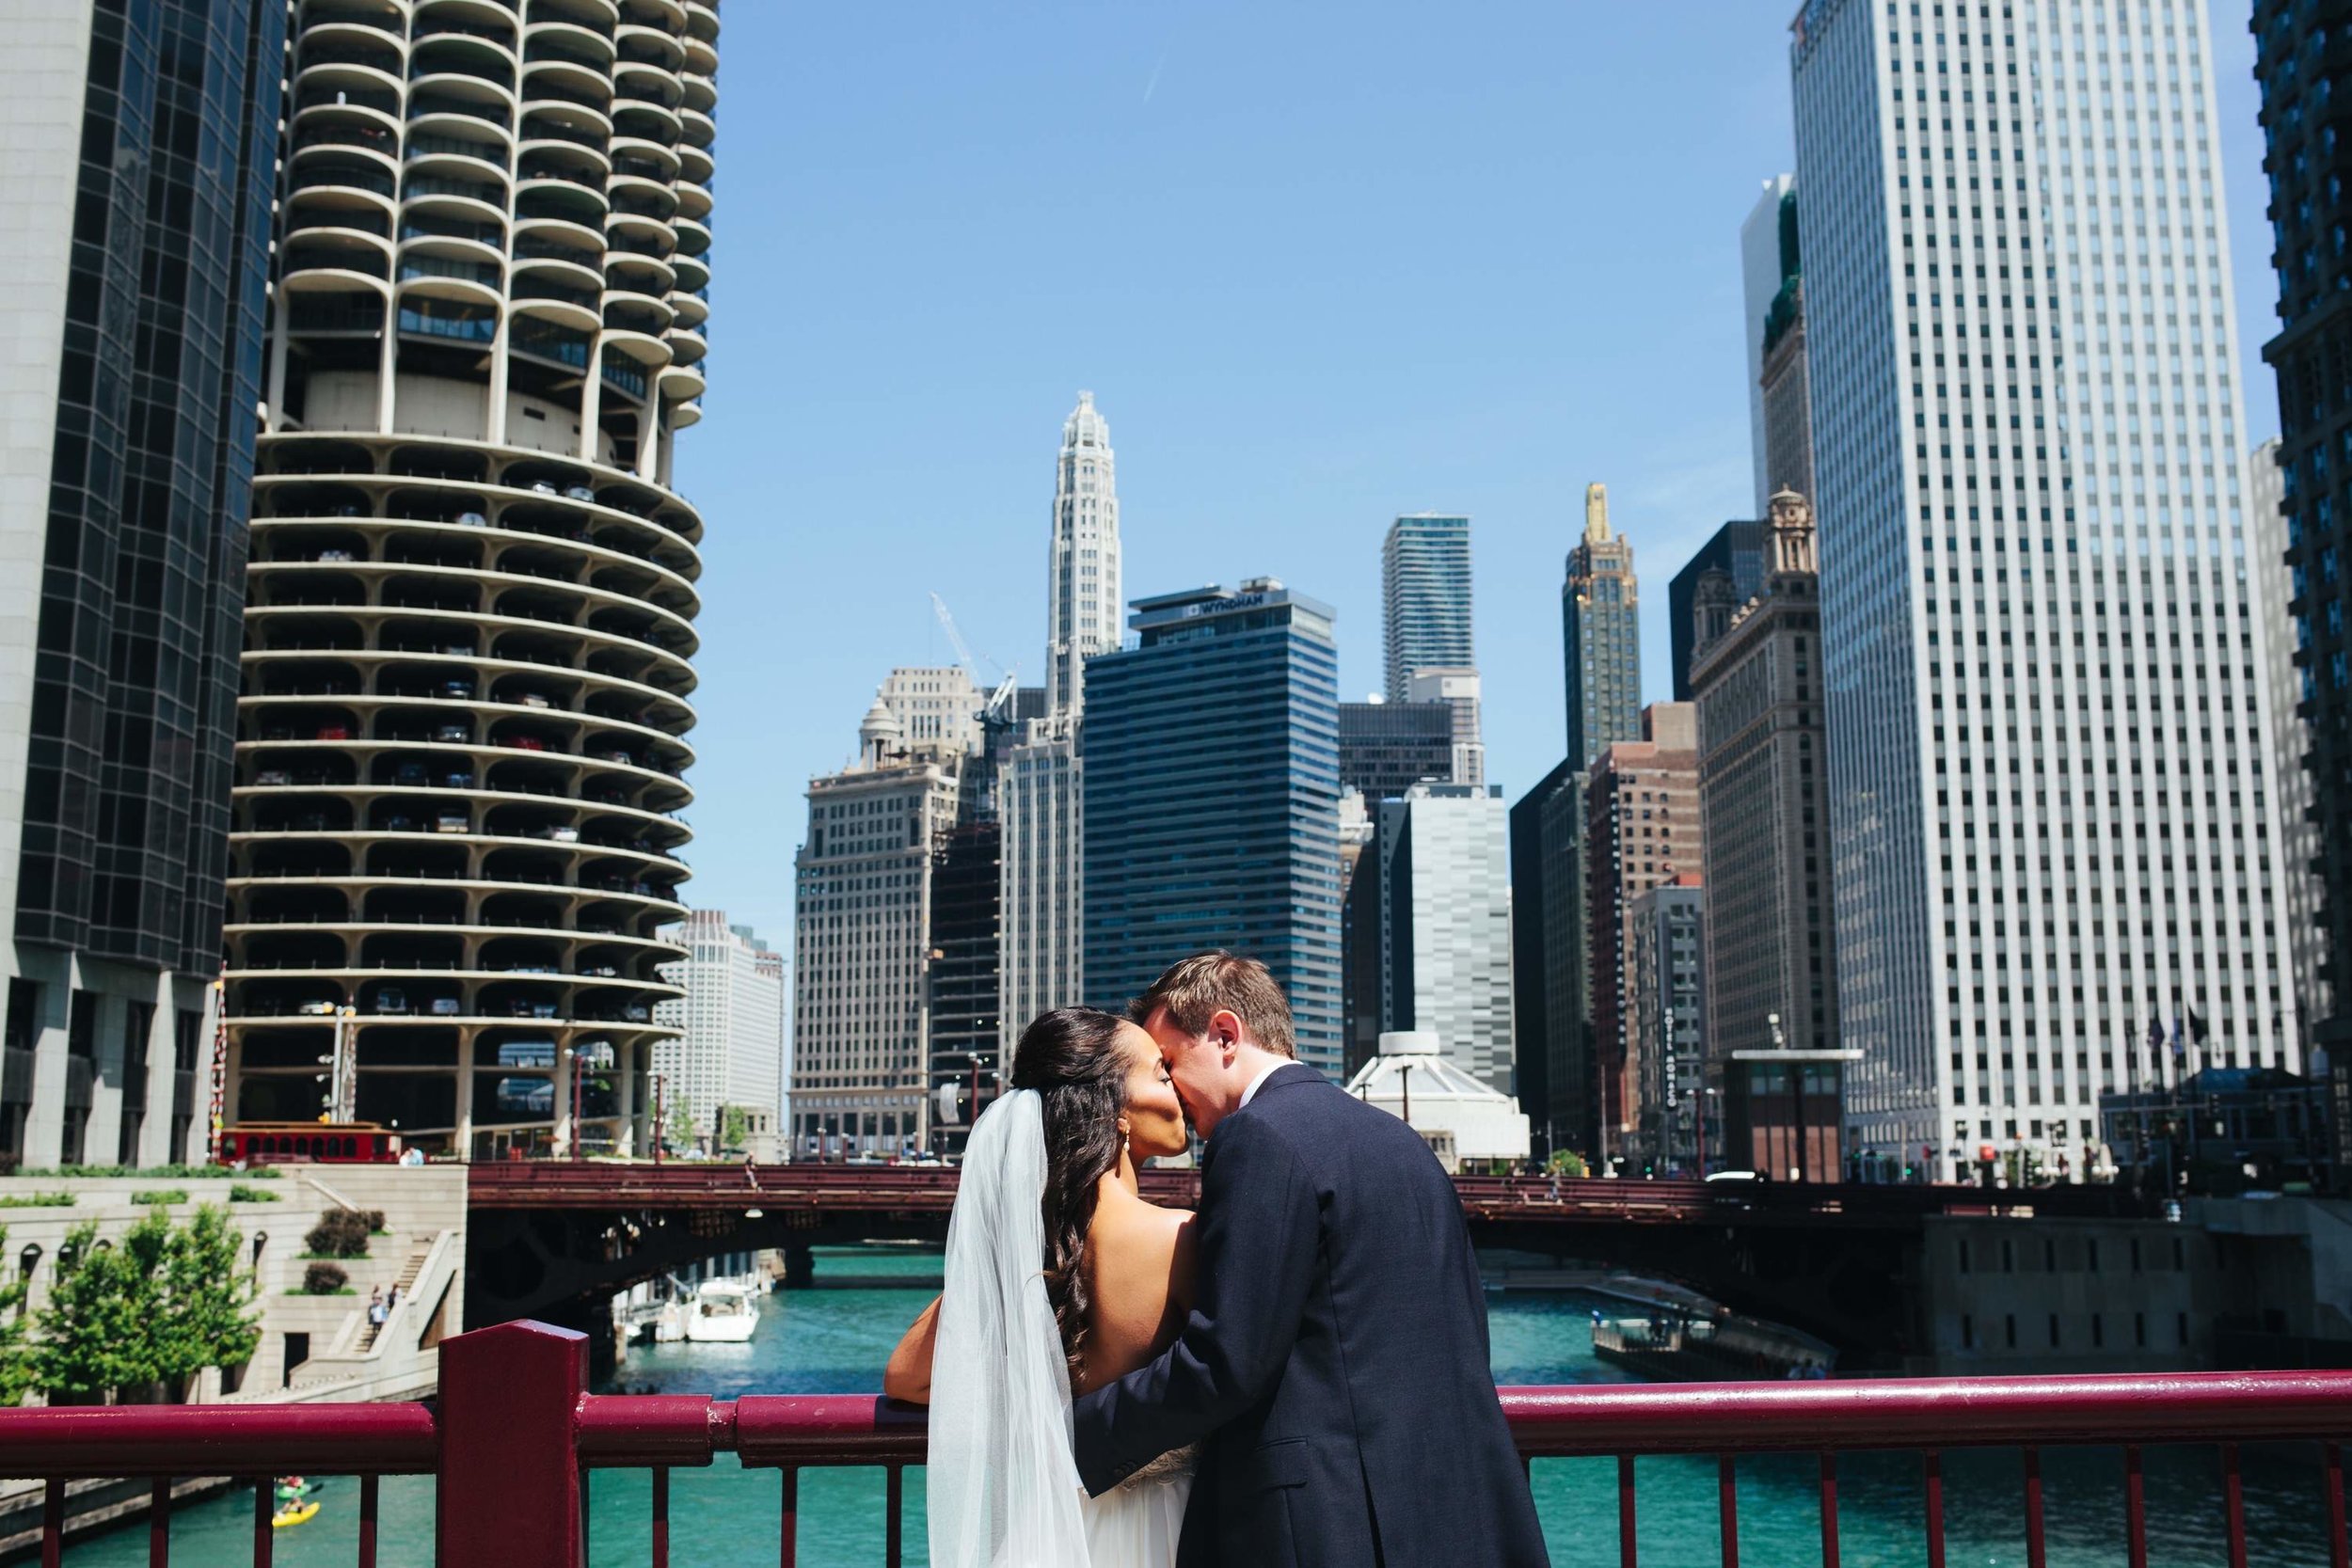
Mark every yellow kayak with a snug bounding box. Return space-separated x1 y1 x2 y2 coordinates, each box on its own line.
272 1502 319 1530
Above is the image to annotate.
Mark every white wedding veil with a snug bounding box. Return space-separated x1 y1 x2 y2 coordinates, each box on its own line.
927 1088 1092 1567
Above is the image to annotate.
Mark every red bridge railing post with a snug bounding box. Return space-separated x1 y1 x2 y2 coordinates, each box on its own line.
437 1321 588 1568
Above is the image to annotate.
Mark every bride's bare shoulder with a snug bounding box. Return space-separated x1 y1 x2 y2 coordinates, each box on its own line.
1092 1190 1196 1304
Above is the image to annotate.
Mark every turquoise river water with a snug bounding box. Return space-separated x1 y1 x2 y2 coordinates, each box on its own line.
59 1247 2346 1567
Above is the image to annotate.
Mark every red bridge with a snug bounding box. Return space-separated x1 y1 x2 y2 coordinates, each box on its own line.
2 1320 2344 1568
461 1164 2157 1370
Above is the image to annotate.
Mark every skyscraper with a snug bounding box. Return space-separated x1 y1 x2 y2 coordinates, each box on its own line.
1338 702 1455 799
1002 393 1120 1051
1046 392 1121 721
1759 196 1817 513
1742 176 1799 515
791 702 962 1158
655 911 785 1157
2244 442 2328 1063
225 1 722 1158
1667 521 1766 703
0 0 283 1168
1562 483 1643 768
1628 876 1705 1173
1509 758 1591 1158
1793 0 2297 1179
2254 8 2352 1085
1382 515 1474 703
1369 784 1515 1095
1692 488 1840 1077
1082 581 1343 1077
1585 705 1702 1167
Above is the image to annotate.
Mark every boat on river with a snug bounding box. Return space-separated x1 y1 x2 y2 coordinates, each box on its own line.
683 1279 760 1343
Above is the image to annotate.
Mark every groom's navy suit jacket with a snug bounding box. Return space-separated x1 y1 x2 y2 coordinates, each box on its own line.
1073 1064 1549 1568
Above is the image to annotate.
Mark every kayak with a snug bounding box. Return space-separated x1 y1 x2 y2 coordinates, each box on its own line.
272 1503 319 1529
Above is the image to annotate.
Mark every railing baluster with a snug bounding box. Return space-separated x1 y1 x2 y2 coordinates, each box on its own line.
2023 1445 2046 1568
2124 1443 2148 1568
1923 1449 1946 1568
1618 1453 1637 1568
885 1464 903 1568
358 1474 379 1568
251 1480 273 1568
779 1465 799 1568
652 1465 671 1568
2223 1441 2249 1568
2325 1441 2348 1568
41 1477 63 1568
1819 1450 1840 1568
1718 1453 1739 1568
150 1477 170 1568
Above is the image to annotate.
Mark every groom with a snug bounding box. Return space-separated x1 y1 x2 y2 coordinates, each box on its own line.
1073 952 1549 1567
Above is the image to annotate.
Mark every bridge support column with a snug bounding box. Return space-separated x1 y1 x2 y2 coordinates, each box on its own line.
782 1242 815 1290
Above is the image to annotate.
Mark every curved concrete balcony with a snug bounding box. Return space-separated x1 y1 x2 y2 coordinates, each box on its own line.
245 555 702 657
524 18 618 69
254 438 706 546
676 140 712 186
669 250 708 294
678 104 715 149
683 1 719 44
671 214 710 256
657 361 706 402
521 54 613 108
614 24 685 70
672 178 710 223
679 71 715 116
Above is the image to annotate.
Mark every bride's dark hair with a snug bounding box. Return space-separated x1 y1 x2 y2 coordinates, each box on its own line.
1009 1006 1132 1380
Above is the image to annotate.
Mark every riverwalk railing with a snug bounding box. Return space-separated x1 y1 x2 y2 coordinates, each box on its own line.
0 1320 2344 1568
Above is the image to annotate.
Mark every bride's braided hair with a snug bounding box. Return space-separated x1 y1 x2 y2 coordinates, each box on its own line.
1009 1007 1133 1383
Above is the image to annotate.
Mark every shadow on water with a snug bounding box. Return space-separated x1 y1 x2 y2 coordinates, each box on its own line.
56 1247 2347 1567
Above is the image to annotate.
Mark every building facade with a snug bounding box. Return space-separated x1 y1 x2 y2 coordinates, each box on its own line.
653 911 784 1157
1692 488 1841 1093
2245 440 2328 1064
1668 522 1767 704
223 0 721 1159
1509 758 1592 1158
1629 876 1706 1173
1793 0 2298 1180
1046 392 1120 721
1585 705 1702 1166
791 703 961 1158
1406 668 1486 789
1368 784 1514 1096
0 0 283 1168
1741 175 1799 516
1761 287 1816 514
1082 581 1343 1076
878 666 982 755
2254 7 2352 1083
1381 514 1474 703
1563 483 1643 768
1338 702 1455 799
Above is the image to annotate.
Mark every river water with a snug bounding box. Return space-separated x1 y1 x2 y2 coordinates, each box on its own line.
61 1247 2345 1566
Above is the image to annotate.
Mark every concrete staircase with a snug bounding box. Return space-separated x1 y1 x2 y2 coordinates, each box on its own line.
361 1236 434 1352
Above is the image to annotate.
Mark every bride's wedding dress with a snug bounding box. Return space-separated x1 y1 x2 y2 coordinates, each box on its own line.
927 1092 1184 1567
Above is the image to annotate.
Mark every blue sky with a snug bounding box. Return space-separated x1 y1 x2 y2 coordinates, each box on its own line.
676 2 2277 944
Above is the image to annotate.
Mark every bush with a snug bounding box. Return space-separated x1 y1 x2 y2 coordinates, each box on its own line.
227 1184 278 1204
0 1194 74 1210
131 1190 189 1206
301 1261 348 1296
302 1208 379 1259
1545 1149 1591 1179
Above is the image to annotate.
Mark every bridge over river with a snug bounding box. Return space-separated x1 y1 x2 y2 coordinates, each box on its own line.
462 1164 2158 1370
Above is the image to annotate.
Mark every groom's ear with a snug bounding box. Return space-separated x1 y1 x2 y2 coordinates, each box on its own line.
1211 1008 1246 1059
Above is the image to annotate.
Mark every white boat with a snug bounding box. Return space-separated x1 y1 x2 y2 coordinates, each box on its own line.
683 1280 760 1343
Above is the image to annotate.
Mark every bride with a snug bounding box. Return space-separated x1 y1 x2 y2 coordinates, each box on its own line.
884 1007 1198 1567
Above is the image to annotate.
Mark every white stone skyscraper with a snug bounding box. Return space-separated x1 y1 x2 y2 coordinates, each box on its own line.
1002 392 1120 1044
1046 391 1122 721
656 911 786 1157
1791 0 2299 1180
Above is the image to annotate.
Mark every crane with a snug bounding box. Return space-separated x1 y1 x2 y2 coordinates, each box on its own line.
930 593 1021 733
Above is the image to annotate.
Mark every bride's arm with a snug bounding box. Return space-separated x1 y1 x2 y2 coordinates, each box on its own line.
882 1295 941 1403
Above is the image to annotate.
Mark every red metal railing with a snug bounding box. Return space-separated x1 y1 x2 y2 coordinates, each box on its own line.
0 1321 2344 1568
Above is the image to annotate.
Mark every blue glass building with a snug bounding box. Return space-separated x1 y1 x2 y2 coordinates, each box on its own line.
1081 580 1343 1078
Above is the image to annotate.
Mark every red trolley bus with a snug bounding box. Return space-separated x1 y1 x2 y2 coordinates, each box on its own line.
218 1121 404 1165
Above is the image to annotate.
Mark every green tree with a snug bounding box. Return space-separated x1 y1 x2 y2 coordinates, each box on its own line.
33 1215 167 1402
1546 1148 1590 1179
665 1099 693 1155
160 1204 261 1387
31 1208 260 1403
0 1224 30 1406
721 1104 750 1153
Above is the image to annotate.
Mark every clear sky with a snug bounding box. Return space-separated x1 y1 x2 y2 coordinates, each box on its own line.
677 2 2277 945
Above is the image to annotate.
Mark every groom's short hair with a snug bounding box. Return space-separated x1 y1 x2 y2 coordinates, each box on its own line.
1130 951 1296 1059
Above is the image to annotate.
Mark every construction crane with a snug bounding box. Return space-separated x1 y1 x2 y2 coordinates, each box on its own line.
930 593 1021 731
